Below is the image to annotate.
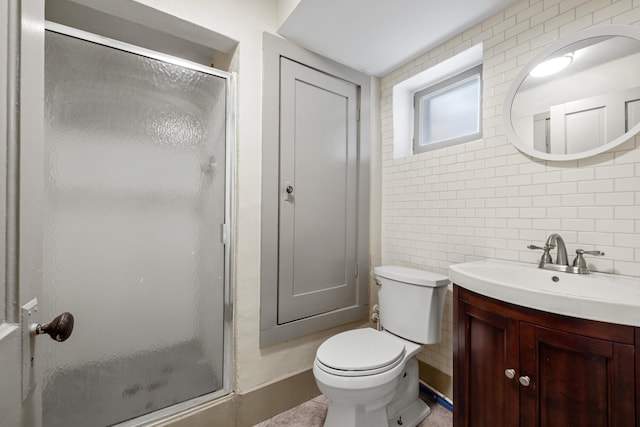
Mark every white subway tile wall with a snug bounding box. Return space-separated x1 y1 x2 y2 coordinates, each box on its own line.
380 0 640 377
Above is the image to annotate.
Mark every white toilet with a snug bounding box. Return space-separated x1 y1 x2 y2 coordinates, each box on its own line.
313 266 449 427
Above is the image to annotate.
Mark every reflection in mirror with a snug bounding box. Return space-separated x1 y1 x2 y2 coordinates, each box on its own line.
505 26 640 161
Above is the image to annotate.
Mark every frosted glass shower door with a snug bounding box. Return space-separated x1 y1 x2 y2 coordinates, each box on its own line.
42 27 230 427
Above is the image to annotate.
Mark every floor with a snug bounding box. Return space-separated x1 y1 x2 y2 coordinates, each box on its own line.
254 392 452 427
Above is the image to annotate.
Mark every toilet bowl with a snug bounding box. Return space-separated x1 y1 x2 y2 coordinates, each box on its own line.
313 266 449 427
313 328 426 427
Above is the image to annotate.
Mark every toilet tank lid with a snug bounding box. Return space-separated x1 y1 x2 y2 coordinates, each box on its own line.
374 266 450 287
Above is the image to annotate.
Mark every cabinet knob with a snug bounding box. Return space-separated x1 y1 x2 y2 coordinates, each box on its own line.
519 375 531 387
504 369 516 379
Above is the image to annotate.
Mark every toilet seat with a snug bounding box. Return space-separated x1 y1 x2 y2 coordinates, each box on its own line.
316 329 406 377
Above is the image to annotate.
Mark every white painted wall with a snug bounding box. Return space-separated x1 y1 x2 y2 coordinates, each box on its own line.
276 0 302 28
380 0 640 388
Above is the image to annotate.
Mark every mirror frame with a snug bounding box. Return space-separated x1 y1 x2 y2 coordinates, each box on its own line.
503 25 640 161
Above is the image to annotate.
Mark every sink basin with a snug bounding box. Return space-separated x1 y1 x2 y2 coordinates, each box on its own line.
449 260 640 327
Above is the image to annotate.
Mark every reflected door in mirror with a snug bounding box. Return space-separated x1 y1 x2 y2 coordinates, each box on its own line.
505 26 640 161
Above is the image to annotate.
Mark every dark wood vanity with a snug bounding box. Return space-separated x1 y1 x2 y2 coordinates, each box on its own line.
454 285 637 427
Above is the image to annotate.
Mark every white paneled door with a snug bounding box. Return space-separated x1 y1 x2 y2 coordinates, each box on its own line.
277 58 359 324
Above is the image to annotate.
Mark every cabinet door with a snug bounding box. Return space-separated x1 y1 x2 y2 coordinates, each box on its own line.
519 323 635 427
455 299 520 427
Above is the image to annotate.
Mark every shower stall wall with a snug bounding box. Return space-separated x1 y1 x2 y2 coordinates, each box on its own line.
42 24 233 427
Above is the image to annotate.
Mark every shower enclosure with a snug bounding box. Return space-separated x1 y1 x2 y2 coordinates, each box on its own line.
41 23 233 427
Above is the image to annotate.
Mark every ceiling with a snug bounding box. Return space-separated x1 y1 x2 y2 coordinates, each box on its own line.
278 0 521 77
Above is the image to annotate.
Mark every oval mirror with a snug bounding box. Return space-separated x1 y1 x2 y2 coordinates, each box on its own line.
503 25 640 161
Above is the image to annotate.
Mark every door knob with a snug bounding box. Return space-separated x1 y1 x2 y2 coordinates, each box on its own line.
31 312 74 342
519 375 531 387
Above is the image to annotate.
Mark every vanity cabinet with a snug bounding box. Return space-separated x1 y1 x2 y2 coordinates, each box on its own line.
454 286 636 427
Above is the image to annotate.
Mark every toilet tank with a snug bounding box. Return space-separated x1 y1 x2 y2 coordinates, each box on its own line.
374 266 450 344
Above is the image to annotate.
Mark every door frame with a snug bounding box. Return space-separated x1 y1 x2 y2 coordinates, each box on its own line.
1 0 46 426
260 33 371 347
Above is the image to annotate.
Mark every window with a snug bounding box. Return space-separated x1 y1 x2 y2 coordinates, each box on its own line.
413 65 482 153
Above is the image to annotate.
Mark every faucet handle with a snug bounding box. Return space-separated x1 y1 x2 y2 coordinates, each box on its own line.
573 249 605 269
527 244 552 264
576 249 605 256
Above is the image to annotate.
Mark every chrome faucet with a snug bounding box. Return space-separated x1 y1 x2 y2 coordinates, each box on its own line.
545 233 569 266
528 233 604 274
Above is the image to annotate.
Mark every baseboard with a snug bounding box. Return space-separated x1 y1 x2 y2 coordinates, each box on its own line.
237 369 320 426
418 360 452 401
152 370 319 427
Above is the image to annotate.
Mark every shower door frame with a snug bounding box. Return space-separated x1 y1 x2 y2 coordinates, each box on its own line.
43 21 236 426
